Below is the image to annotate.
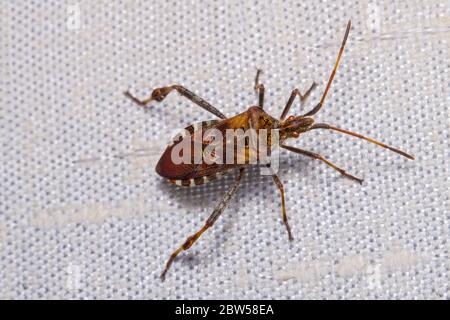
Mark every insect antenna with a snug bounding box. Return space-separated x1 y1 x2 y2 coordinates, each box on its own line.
301 20 352 117
309 123 415 160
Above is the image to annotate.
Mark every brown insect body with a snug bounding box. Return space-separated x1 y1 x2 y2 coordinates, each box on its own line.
155 106 307 187
124 20 415 281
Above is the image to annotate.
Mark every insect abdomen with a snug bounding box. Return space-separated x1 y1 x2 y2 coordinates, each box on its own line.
156 120 226 184
167 171 227 187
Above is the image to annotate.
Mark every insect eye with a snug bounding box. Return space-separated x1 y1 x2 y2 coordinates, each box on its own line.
288 116 295 121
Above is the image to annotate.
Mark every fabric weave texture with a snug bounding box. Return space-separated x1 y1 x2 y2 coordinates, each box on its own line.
0 0 449 299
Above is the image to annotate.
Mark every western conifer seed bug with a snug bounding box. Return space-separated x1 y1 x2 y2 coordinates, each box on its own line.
124 20 414 281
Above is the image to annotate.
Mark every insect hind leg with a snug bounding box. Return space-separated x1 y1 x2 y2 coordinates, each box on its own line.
124 84 227 119
160 169 245 281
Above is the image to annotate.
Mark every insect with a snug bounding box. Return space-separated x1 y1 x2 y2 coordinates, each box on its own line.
124 20 414 281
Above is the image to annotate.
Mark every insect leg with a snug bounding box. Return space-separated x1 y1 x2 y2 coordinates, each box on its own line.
271 174 294 241
301 20 351 117
254 69 265 108
309 123 415 160
281 144 364 184
160 168 245 281
124 85 227 119
279 83 317 120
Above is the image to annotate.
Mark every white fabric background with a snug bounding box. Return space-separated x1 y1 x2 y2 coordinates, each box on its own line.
0 0 449 299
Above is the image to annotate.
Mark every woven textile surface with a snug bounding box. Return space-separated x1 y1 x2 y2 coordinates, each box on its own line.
1 0 449 299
